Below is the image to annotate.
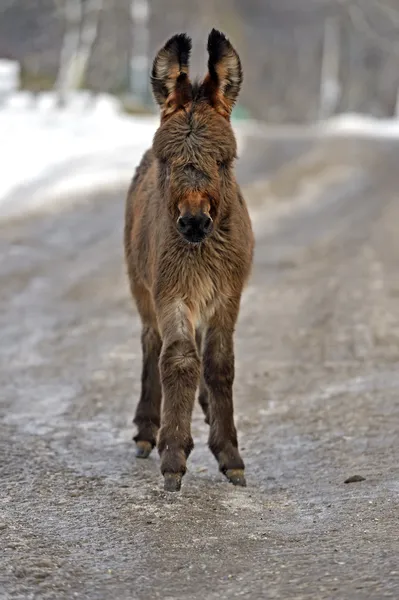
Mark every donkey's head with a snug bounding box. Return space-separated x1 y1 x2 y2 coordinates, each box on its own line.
152 30 242 244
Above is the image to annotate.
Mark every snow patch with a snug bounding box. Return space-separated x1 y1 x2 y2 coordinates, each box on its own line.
0 91 158 219
320 113 399 138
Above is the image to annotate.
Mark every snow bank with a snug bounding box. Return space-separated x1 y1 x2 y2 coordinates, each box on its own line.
0 59 20 98
0 91 158 219
320 113 399 138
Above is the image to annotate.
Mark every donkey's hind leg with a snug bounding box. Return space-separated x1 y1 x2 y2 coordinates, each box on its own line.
196 328 210 425
131 279 162 458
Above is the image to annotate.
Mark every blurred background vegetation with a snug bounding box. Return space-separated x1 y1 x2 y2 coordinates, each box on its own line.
1 0 399 122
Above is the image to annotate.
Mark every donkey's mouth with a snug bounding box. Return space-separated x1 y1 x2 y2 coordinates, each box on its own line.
185 236 206 245
179 231 208 245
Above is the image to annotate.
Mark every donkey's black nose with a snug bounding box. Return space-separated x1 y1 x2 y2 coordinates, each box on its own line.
177 212 213 243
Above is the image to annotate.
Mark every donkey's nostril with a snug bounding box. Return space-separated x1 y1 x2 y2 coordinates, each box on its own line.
202 215 213 233
177 215 190 233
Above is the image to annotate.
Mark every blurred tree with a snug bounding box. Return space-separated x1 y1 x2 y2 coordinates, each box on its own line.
319 16 341 119
129 0 150 105
55 0 103 105
341 0 399 116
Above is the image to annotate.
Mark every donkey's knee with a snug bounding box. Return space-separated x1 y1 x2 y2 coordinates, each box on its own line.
203 345 234 395
203 337 245 485
159 338 201 390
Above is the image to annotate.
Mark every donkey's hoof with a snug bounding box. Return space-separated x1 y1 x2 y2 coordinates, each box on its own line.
225 469 246 487
135 441 153 459
163 473 182 492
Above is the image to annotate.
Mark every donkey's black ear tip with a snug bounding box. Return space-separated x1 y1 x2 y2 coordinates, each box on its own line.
207 29 229 53
165 33 192 54
208 29 227 43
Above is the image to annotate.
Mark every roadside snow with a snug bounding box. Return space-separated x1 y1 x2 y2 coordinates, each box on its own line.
0 92 158 220
321 113 399 138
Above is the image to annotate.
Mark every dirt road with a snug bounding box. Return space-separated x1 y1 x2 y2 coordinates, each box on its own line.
1 133 398 599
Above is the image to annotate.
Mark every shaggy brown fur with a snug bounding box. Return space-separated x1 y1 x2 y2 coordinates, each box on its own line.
124 29 254 491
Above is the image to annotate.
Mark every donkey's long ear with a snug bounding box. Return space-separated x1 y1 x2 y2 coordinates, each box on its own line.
151 33 192 116
204 29 243 118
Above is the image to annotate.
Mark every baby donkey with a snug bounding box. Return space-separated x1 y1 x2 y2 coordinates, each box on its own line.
124 29 254 491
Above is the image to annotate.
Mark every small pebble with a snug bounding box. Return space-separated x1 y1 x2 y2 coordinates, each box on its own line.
344 475 366 484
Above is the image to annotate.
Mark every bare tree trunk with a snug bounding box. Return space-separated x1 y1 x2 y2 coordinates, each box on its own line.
55 0 103 107
319 16 341 120
55 0 83 107
129 0 150 105
395 85 399 118
72 0 104 90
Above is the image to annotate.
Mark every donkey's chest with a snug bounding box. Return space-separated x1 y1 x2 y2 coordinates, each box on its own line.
175 261 221 324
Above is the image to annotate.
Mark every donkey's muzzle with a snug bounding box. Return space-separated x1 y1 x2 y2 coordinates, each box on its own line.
177 212 213 243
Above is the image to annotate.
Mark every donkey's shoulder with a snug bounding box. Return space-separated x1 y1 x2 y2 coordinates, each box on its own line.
128 148 155 195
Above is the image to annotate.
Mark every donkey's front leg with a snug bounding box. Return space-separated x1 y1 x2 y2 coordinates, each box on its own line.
203 304 246 487
157 302 201 491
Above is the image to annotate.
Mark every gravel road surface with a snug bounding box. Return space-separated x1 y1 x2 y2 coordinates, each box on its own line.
1 132 398 599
